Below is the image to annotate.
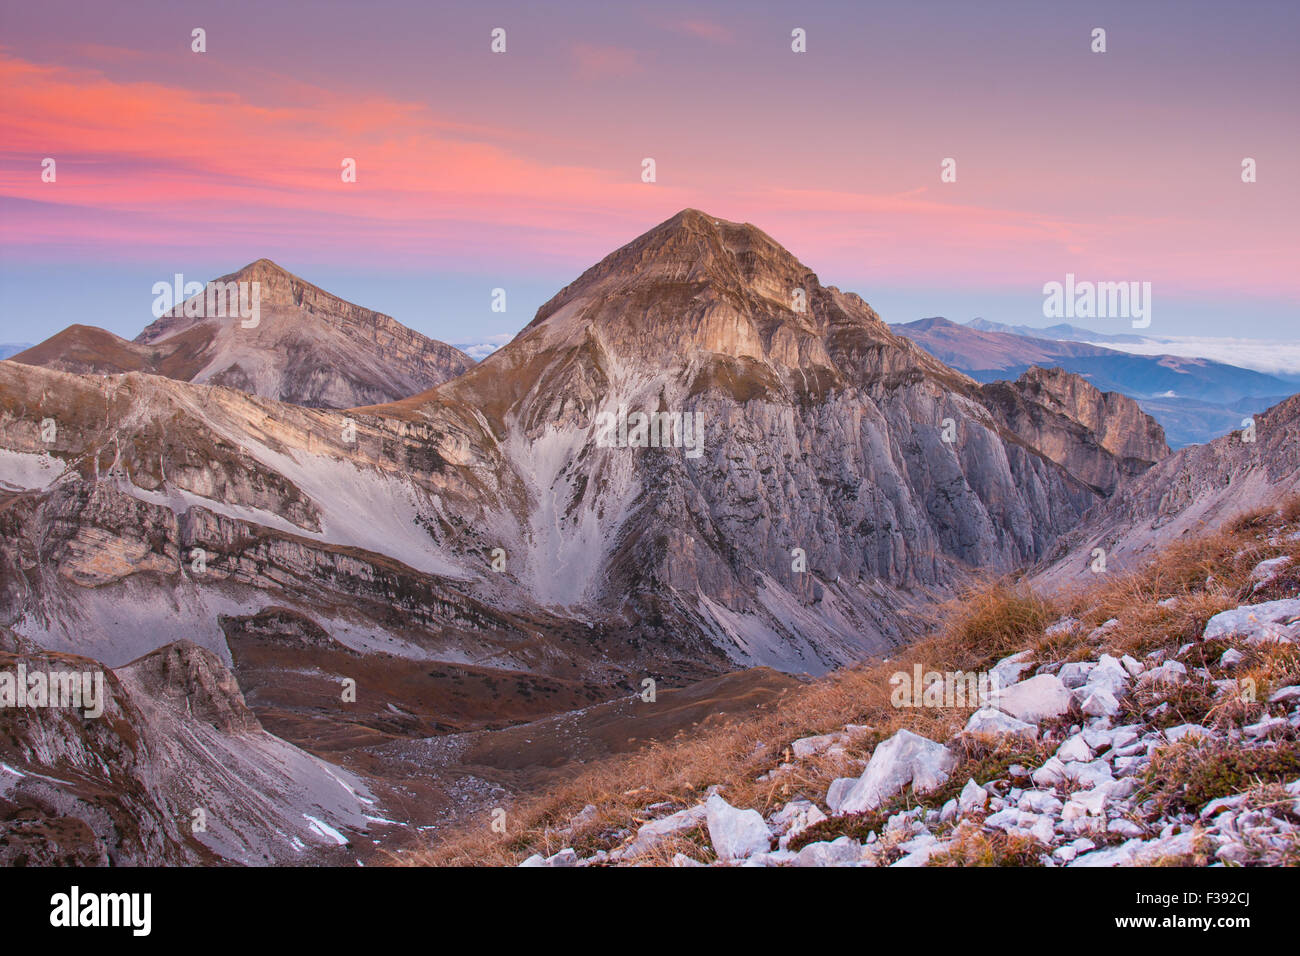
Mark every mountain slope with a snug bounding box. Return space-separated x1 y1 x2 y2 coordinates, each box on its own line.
1035 393 1300 592
372 210 1152 670
0 629 373 865
0 210 1169 680
9 259 474 409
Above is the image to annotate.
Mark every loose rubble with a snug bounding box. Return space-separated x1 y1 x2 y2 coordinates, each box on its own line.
522 583 1300 867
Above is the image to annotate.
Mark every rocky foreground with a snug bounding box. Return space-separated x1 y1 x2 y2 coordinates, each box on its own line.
431 504 1300 867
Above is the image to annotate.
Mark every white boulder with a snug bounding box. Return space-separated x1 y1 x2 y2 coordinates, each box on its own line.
963 706 1038 740
1057 661 1097 689
618 804 706 859
991 674 1073 722
770 799 827 849
791 733 839 759
1203 598 1300 644
825 777 857 814
990 650 1034 687
794 836 863 867
1082 654 1130 696
957 779 988 814
1056 733 1092 763
1080 688 1120 718
1249 556 1291 587
836 729 957 815
1031 756 1068 787
706 794 771 862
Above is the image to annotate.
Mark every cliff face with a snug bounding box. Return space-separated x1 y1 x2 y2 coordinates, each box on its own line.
9 258 474 409
1014 366 1169 464
1036 392 1300 592
385 210 1115 668
980 366 1170 494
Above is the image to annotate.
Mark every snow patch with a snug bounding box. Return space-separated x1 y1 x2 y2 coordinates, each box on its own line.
0 448 67 492
303 814 349 845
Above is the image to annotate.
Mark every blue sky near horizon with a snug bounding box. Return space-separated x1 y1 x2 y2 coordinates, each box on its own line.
1 255 1296 361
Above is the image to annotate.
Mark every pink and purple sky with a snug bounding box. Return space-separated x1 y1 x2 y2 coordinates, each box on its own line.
1 0 1296 349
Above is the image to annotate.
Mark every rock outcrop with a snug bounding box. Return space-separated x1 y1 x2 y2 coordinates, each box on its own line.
1037 392 1300 592
980 366 1169 494
0 631 370 865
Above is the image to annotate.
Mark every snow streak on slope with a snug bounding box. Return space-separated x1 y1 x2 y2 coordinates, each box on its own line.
0 449 67 492
508 424 640 609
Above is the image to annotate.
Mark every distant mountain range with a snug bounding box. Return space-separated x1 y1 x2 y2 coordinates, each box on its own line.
891 317 1292 447
0 344 31 360
965 317 1149 344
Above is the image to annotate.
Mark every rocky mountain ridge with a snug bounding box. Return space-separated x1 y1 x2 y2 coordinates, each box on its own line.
892 316 1291 447
9 259 473 409
1036 392 1300 592
980 366 1169 495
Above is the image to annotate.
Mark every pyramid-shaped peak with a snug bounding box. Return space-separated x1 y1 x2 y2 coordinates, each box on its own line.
222 257 300 284
528 210 821 332
205 257 362 313
637 208 795 258
134 257 391 346
245 256 290 272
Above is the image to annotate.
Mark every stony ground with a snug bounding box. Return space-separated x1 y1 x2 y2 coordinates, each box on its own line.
449 507 1300 868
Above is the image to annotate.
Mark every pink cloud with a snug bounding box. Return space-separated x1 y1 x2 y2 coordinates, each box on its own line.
0 51 1294 302
0 53 687 266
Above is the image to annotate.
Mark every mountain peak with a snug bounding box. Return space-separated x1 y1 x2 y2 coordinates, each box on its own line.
898 317 958 332
12 258 474 409
634 208 799 267
429 209 965 436
231 257 295 281
523 209 835 348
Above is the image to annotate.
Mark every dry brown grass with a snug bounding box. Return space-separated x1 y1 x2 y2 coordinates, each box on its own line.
1280 494 1300 527
398 501 1300 867
925 824 1047 867
399 578 1055 866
